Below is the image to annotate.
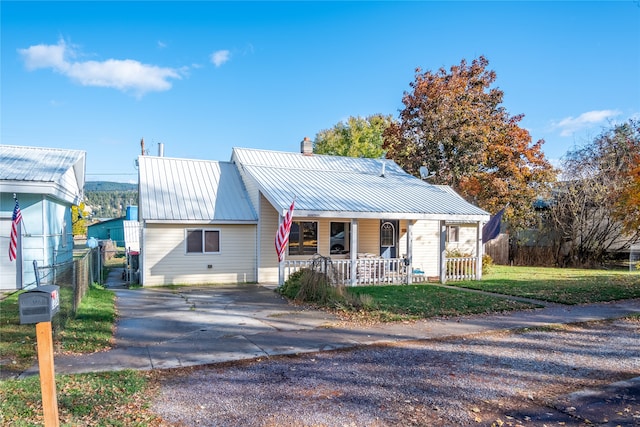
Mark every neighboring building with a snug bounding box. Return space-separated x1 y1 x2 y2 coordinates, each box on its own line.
137 143 489 286
87 206 138 247
0 145 85 290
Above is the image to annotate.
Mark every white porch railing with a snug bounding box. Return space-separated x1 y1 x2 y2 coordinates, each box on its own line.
284 256 478 285
283 257 427 286
445 257 477 281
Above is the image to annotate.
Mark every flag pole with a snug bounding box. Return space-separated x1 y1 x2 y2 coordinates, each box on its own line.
13 193 28 235
275 197 296 286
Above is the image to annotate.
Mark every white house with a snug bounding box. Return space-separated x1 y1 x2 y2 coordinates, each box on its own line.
138 156 258 286
137 142 489 287
0 145 86 290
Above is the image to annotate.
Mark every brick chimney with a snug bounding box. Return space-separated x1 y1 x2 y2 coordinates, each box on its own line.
300 136 313 156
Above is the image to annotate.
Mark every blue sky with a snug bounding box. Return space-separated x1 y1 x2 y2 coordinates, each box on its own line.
2 1 639 183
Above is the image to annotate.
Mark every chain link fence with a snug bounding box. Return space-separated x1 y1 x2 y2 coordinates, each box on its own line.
33 247 101 316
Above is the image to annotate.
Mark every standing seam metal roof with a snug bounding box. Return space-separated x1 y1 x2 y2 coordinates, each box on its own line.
138 156 257 222
0 145 85 182
232 147 489 220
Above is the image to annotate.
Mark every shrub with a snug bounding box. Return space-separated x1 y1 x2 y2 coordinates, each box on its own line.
278 268 372 311
482 254 494 275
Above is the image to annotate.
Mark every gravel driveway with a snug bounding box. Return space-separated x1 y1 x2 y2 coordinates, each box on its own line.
152 317 640 426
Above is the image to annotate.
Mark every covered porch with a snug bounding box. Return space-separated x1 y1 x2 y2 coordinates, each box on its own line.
278 217 485 286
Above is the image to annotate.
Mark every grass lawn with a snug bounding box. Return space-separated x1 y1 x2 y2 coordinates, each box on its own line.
450 265 640 304
1 284 115 376
343 285 538 321
0 370 161 426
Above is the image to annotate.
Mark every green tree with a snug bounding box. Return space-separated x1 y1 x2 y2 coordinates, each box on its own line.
314 114 395 158
383 56 556 230
71 202 88 236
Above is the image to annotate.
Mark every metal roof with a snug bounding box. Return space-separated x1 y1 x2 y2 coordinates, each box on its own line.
232 148 489 221
138 155 257 223
0 145 85 182
0 145 85 204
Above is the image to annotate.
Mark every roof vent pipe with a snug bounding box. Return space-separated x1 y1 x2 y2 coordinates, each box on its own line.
380 161 386 177
158 143 164 157
300 137 313 156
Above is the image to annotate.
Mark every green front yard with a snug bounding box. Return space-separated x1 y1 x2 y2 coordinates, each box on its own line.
451 265 640 304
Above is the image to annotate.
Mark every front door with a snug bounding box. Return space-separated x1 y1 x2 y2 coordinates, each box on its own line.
380 220 398 259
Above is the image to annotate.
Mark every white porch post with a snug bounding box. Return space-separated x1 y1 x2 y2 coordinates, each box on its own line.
350 219 358 286
476 220 483 280
439 220 447 283
406 220 414 285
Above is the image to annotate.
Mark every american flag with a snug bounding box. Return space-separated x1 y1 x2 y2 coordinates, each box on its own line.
9 198 22 262
275 198 295 262
482 207 505 243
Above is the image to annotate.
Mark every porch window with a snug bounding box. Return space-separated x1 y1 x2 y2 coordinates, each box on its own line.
446 225 460 243
289 221 317 255
330 222 350 254
186 229 220 254
381 221 396 247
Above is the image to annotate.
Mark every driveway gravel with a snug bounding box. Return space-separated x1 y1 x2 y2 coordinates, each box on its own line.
152 317 640 427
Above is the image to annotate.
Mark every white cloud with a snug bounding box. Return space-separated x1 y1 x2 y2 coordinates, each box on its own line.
554 110 621 137
18 39 183 97
210 49 230 67
157 41 167 49
19 39 70 71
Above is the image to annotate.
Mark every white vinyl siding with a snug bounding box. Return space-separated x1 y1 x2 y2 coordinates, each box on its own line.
447 224 478 255
356 219 380 255
412 220 440 278
142 223 257 286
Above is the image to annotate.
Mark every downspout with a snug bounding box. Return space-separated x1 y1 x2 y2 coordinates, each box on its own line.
439 220 447 283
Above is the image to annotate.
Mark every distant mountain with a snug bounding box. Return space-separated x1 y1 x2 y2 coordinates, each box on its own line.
84 181 138 218
85 181 137 192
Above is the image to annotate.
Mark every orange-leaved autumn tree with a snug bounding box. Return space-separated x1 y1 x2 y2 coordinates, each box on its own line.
617 152 640 233
605 120 640 234
383 56 556 230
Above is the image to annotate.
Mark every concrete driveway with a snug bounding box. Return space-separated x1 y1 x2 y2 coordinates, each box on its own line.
41 284 347 375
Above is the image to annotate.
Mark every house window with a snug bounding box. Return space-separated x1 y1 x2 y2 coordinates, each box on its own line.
446 225 460 243
381 221 396 247
289 221 317 255
330 222 350 254
186 229 220 254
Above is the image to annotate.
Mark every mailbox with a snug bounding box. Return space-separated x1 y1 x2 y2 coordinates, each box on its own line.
18 285 61 324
